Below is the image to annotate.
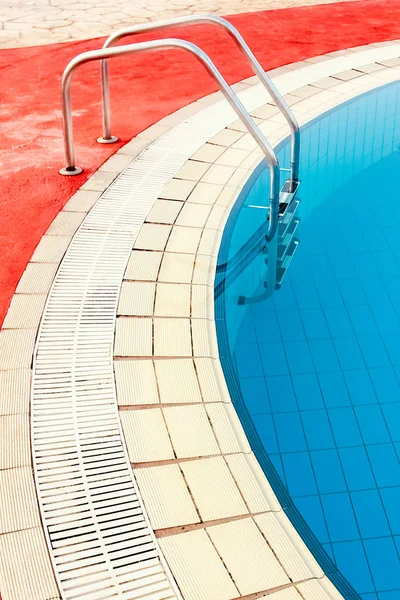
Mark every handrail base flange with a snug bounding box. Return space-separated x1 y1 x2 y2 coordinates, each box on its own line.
97 135 119 144
59 166 83 176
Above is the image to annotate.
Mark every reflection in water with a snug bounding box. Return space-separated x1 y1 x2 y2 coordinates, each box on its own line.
216 81 400 600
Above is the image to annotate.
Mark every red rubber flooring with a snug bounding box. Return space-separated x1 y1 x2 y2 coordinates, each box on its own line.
1 0 400 326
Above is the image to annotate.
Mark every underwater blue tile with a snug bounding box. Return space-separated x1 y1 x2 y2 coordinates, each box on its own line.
380 487 400 535
288 254 313 282
311 448 347 494
309 339 340 373
259 342 289 377
252 413 279 454
268 453 286 484
235 311 257 344
347 305 378 336
301 410 335 450
328 407 363 447
315 279 344 308
254 314 281 344
364 537 400 593
266 375 297 413
357 335 391 368
344 369 378 406
276 310 305 342
324 306 354 338
333 337 365 370
355 405 390 444
239 377 270 415
351 489 391 539
361 594 378 600
369 366 400 404
361 277 391 307
307 253 335 279
321 542 334 560
321 493 359 542
274 411 307 453
381 332 400 366
284 340 315 374
339 446 376 491
332 540 375 595
318 370 351 408
292 280 321 309
299 309 330 340
292 373 324 410
330 252 358 279
378 592 400 600
352 252 380 279
234 343 263 378
272 281 298 311
384 277 400 303
282 452 318 496
294 495 329 543
370 304 400 334
372 251 400 277
381 403 400 442
367 444 400 488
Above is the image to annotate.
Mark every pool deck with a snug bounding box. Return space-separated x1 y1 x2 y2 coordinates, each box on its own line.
1 0 362 49
1 41 400 600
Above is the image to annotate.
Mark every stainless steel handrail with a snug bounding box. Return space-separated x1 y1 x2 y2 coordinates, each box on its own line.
60 39 281 240
100 14 300 192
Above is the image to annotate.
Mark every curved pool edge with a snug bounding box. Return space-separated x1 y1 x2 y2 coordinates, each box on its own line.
1 42 400 600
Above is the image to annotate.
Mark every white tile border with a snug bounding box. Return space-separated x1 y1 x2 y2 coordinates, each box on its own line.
0 41 399 600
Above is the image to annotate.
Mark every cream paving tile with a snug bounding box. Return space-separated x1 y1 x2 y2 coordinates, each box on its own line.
255 512 323 581
230 134 258 152
197 228 219 256
114 359 159 405
133 223 171 251
0 527 59 600
153 318 192 357
250 104 280 119
159 529 238 600
192 285 213 319
355 62 385 74
0 467 40 533
187 182 223 205
206 205 229 231
159 178 196 201
215 185 241 207
125 250 162 281
30 235 71 263
145 199 183 225
297 577 344 600
207 517 290 595
226 453 281 513
228 115 263 132
228 167 252 188
290 84 320 98
201 164 236 185
0 415 30 469
262 589 302 599
155 359 202 404
154 283 191 317
378 56 400 66
181 456 248 521
215 147 250 167
15 262 58 295
194 357 228 403
175 160 210 181
163 405 220 458
158 252 195 284
175 203 212 228
209 128 244 147
0 330 36 369
135 464 199 529
192 254 216 287
80 170 117 192
206 403 251 454
191 143 226 163
46 210 85 236
332 68 364 81
98 152 133 173
191 318 219 358
62 189 101 212
120 408 174 463
114 317 152 357
166 226 202 254
2 294 46 329
117 281 156 316
0 369 30 416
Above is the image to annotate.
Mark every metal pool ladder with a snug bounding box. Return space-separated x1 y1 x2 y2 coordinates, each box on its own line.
59 15 301 288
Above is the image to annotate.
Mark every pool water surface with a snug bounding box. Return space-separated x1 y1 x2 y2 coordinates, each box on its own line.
216 80 400 600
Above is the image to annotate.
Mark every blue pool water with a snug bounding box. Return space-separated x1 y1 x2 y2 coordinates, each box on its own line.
216 80 400 600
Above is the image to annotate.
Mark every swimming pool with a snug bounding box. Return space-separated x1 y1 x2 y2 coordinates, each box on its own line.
216 80 400 600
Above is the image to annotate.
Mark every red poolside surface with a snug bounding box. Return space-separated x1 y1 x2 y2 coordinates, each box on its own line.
1 0 400 326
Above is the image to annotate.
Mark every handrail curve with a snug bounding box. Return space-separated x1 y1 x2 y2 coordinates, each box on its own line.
60 39 281 239
101 14 300 192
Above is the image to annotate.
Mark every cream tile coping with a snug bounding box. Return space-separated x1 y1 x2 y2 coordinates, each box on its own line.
0 42 399 600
